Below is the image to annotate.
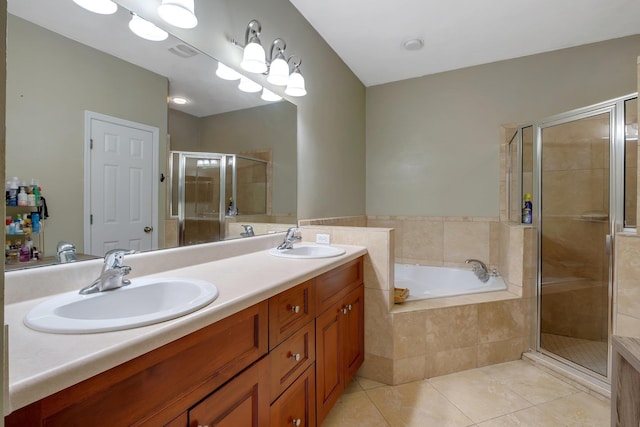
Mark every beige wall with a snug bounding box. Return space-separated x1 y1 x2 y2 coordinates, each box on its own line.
6 15 169 255
117 0 367 221
367 35 640 218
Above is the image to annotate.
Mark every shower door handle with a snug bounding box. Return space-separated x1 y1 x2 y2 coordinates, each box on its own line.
606 234 612 255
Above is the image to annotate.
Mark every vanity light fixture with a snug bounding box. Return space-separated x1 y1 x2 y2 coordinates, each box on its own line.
233 20 307 96
129 14 169 41
72 0 117 15
284 60 307 97
261 88 282 102
238 76 262 93
238 20 268 74
266 39 289 86
215 62 242 81
158 0 198 29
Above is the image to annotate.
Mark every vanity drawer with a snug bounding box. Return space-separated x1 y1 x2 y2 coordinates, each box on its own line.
270 363 316 427
270 319 315 402
269 279 315 349
316 257 363 314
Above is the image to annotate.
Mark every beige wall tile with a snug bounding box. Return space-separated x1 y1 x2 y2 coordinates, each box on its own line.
426 304 478 351
402 218 444 265
425 346 477 378
477 338 527 367
364 289 394 359
393 311 427 359
478 299 527 344
616 313 640 338
392 356 427 384
444 221 490 265
357 353 394 385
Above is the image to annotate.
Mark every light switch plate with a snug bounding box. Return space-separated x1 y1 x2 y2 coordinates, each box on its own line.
316 233 331 244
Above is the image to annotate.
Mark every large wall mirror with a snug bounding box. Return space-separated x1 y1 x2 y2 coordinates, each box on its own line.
5 0 297 270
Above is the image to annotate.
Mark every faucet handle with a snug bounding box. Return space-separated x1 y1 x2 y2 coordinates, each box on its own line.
104 249 136 268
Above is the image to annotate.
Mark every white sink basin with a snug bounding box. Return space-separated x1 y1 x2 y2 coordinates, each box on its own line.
269 243 346 259
24 278 219 334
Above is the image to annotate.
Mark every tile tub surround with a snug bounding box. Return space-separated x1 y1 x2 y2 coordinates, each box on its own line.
298 223 531 385
3 235 367 414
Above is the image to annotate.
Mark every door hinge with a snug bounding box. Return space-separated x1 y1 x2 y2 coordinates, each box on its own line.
90 139 94 150
90 214 93 225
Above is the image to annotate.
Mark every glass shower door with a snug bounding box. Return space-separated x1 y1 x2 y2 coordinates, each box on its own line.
180 154 223 245
538 111 611 377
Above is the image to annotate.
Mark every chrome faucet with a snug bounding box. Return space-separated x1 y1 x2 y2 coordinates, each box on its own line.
465 259 490 283
56 241 77 263
241 224 255 237
79 249 136 294
276 227 301 250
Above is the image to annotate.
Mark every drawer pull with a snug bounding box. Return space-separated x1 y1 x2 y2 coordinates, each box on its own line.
292 418 301 426
290 305 301 313
290 352 301 361
341 304 352 314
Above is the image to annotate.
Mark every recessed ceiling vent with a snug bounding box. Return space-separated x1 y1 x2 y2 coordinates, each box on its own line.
168 43 199 58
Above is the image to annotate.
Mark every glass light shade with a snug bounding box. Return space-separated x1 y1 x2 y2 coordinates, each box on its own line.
215 63 242 81
73 0 117 14
238 77 262 93
158 0 198 29
261 88 282 102
241 42 267 74
285 70 307 97
267 56 289 86
129 15 169 41
171 97 189 105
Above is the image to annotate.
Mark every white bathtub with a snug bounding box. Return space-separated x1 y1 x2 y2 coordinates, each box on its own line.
395 263 507 301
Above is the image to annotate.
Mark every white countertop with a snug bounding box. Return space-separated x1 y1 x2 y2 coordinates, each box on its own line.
4 244 367 414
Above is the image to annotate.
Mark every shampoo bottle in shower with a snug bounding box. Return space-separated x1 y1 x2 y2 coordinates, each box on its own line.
522 193 532 224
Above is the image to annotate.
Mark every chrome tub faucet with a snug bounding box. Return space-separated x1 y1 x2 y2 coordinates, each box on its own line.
80 249 136 294
465 258 490 283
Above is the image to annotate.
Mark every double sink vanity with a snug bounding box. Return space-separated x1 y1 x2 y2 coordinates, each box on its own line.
4 235 366 426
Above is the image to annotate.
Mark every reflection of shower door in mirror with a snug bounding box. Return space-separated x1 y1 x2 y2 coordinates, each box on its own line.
180 154 223 246
538 111 611 378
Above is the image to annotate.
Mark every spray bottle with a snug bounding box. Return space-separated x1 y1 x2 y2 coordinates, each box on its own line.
522 193 533 224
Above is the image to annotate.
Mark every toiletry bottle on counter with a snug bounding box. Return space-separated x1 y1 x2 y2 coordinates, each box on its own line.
17 187 28 206
522 193 533 224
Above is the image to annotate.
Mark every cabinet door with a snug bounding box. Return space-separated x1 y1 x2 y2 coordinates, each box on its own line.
315 304 344 425
343 285 365 384
188 356 270 427
271 364 316 427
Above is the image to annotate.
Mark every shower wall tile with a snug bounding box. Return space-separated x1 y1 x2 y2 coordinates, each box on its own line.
615 234 640 331
616 314 640 339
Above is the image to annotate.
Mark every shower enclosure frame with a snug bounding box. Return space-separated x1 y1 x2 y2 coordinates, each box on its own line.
169 151 269 245
510 92 637 384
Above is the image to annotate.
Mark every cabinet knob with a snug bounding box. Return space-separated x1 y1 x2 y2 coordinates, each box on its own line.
292 418 301 426
341 304 352 314
290 305 301 313
290 353 301 362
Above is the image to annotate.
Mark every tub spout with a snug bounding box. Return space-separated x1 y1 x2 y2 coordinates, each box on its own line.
465 259 490 283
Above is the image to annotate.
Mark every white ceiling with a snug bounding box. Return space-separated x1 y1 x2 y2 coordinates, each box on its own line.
289 0 640 87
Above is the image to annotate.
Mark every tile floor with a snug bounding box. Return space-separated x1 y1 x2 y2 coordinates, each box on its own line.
323 359 610 427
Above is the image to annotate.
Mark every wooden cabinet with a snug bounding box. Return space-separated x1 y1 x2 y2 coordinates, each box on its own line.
315 259 365 425
5 302 269 427
5 256 365 427
189 356 270 427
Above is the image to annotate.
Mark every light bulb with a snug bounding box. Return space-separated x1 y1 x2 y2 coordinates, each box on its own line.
129 15 168 41
267 55 289 86
241 42 267 74
73 0 117 14
158 0 198 29
238 77 262 93
285 69 307 97
215 63 242 81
